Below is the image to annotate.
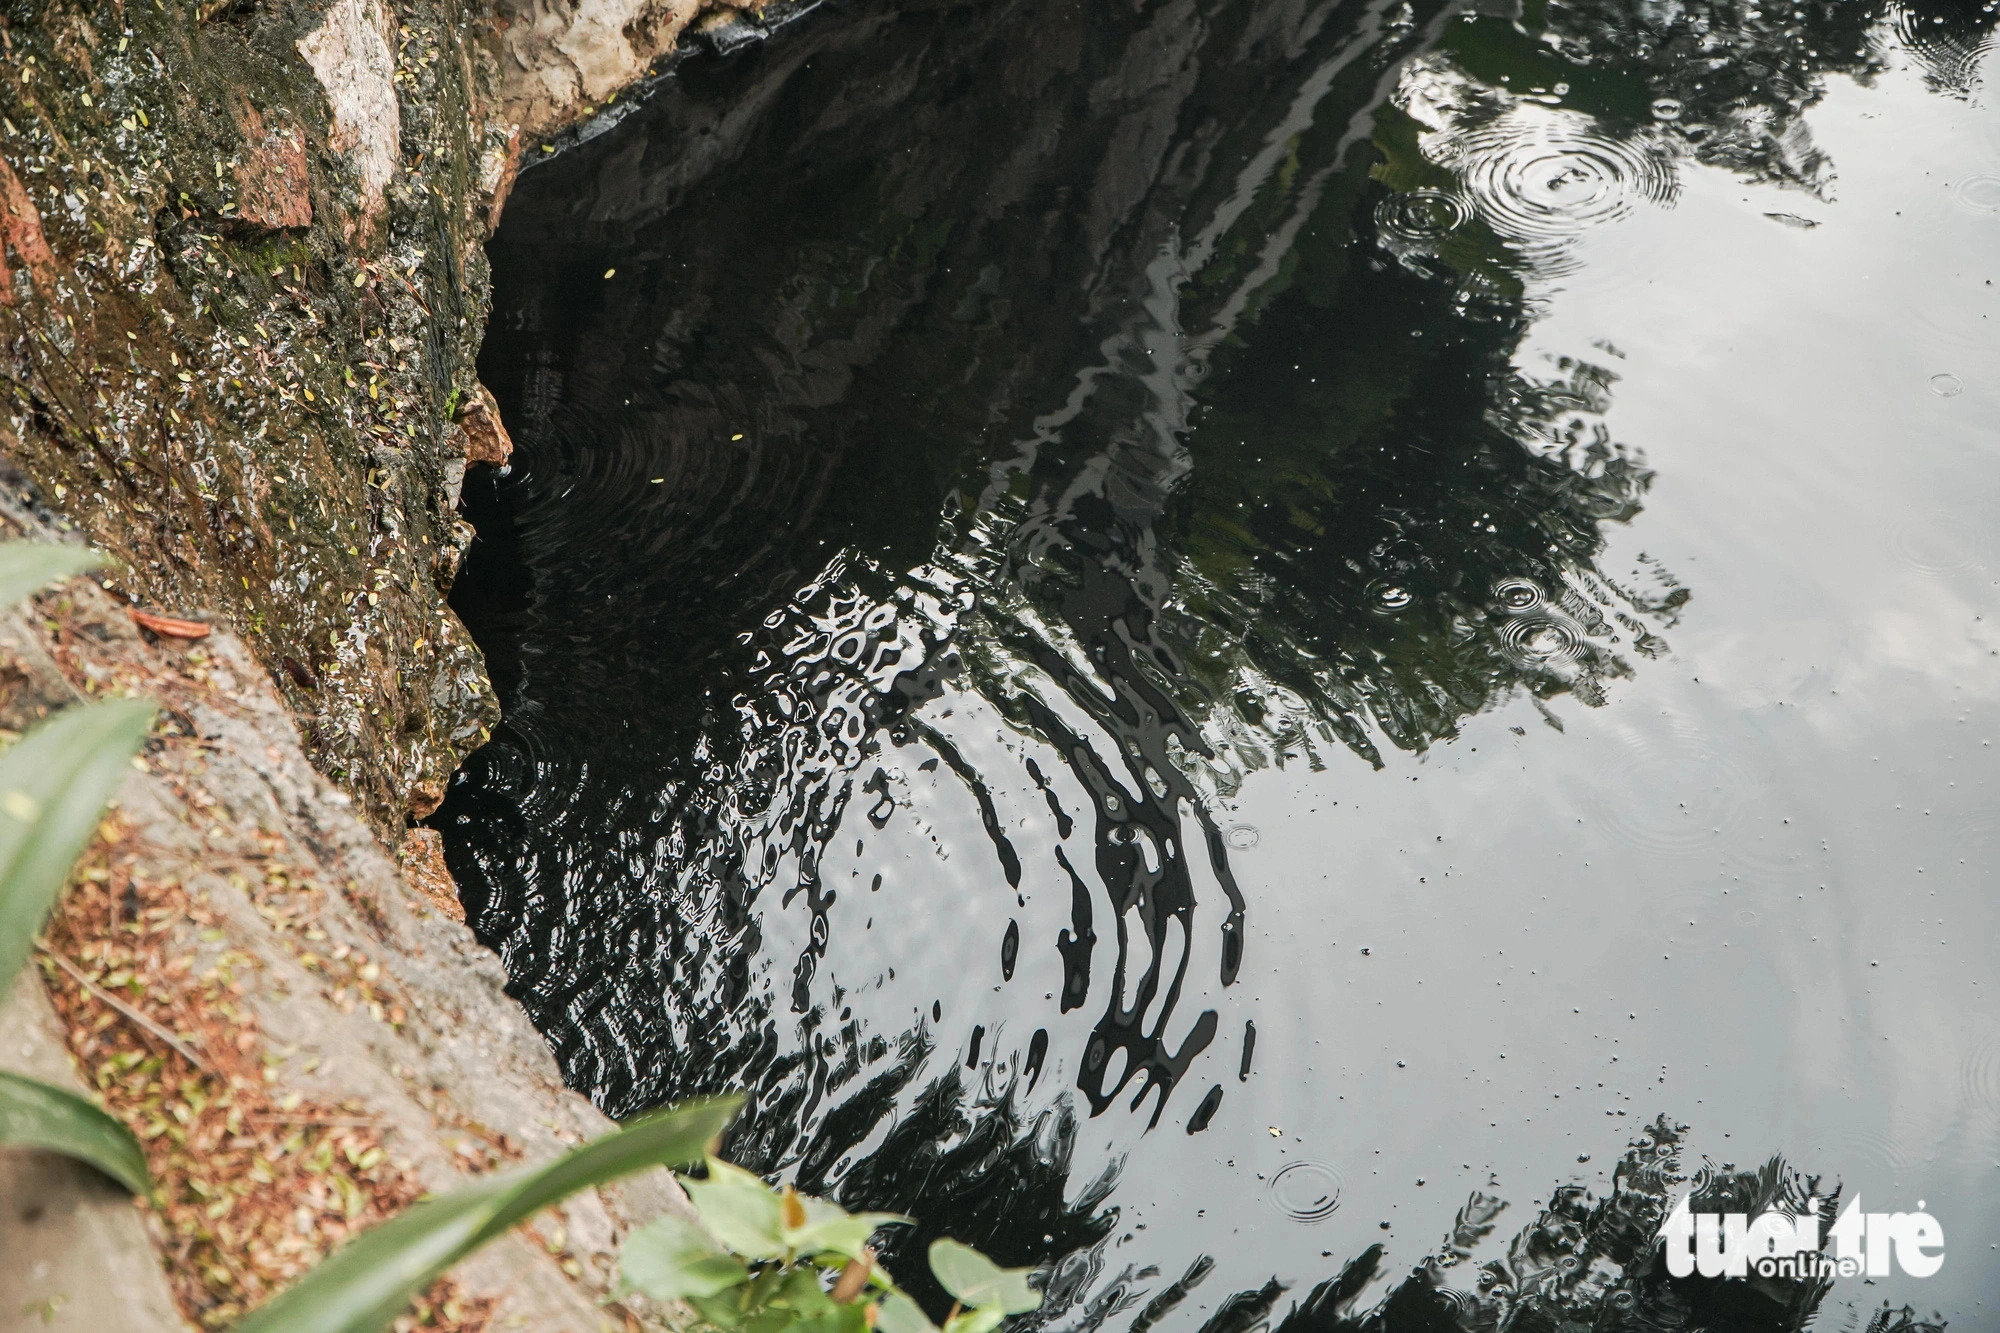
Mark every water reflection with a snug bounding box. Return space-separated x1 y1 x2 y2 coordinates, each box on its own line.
1248 1122 1946 1333
443 0 1999 1325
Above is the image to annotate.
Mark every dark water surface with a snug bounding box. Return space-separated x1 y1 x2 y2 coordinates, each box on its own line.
444 1 2000 1326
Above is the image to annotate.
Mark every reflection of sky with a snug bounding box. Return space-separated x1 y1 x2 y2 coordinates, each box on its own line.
796 50 2000 1324
1254 58 1999 1320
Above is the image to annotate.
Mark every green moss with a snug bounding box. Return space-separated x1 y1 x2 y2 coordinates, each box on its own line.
0 0 501 835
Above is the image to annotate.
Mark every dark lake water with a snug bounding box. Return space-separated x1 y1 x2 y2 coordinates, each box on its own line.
442 1 2000 1326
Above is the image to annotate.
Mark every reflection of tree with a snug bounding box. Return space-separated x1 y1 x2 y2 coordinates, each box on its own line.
1479 0 1989 191
450 0 1502 1131
790 1058 1123 1318
439 0 1989 1323
1187 1118 1945 1333
1136 236 1678 776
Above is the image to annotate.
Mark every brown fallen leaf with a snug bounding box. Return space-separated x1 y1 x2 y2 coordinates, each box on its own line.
130 608 213 639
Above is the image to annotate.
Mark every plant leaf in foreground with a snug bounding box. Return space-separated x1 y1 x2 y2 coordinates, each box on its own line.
685 1157 790 1259
0 542 101 616
876 1291 939 1333
0 1068 151 1194
233 1095 740 1333
927 1239 1042 1315
0 697 156 997
786 1192 910 1261
621 1211 752 1301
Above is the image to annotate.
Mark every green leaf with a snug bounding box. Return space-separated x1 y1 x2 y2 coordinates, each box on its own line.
927 1239 1041 1315
875 1291 938 1333
780 1302 874 1333
684 1158 788 1259
233 1095 740 1333
0 698 155 997
690 1283 754 1331
944 1308 1007 1333
787 1193 911 1260
0 1069 150 1194
696 1269 872 1333
0 542 101 612
621 1212 750 1301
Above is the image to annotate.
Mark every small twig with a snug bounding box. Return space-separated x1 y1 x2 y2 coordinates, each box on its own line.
246 1114 382 1129
197 852 275 871
39 946 215 1073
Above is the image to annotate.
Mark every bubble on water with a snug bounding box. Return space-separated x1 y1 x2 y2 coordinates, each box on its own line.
1493 576 1545 612
1268 1160 1343 1222
1929 373 1965 398
1609 1290 1637 1312
1497 615 1584 666
1446 109 1678 276
1372 583 1414 611
1649 97 1683 121
1952 175 2000 214
1225 824 1260 850
1374 188 1472 246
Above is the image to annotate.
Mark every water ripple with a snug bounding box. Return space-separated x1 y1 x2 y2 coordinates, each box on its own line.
1268 1160 1344 1222
1439 109 1678 277
1497 615 1585 668
1373 187 1472 246
1951 174 2000 213
1893 7 1998 99
1798 1123 1931 1179
1574 716 1756 858
1960 1032 2000 1130
1492 576 1546 613
1893 508 1983 575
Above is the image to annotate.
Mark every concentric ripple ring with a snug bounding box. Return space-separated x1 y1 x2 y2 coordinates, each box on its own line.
1268 1160 1344 1222
1374 187 1472 246
1442 109 1678 276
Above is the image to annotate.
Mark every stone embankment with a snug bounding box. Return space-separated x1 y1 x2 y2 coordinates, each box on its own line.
0 2 775 1327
